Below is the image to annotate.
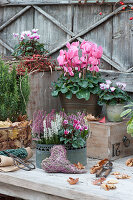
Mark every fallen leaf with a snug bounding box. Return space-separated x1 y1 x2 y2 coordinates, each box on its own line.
115 174 131 179
126 158 133 167
74 162 85 170
85 114 99 121
101 183 116 191
92 177 106 185
111 172 120 175
67 177 79 185
90 159 108 174
107 179 118 184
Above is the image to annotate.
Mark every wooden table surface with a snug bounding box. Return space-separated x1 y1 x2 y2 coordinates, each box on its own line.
0 153 133 200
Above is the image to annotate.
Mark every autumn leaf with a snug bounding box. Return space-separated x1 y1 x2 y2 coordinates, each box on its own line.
115 174 131 179
111 172 120 175
67 177 79 185
101 183 116 191
74 162 85 170
90 159 108 174
126 158 133 167
92 177 106 185
107 179 118 184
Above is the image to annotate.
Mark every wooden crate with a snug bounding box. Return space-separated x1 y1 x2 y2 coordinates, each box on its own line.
87 120 133 160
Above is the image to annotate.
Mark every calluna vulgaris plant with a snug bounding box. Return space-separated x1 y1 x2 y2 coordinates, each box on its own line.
32 110 89 148
52 40 104 100
12 29 47 57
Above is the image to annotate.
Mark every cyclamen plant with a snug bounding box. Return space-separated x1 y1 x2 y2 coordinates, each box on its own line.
12 29 47 57
98 80 131 105
52 40 104 100
58 112 89 148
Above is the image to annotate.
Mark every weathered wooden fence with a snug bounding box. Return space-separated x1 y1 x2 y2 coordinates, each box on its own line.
0 0 133 118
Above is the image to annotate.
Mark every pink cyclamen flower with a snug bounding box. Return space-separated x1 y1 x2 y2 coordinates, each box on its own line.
25 31 31 37
100 83 107 90
32 28 38 33
20 35 25 41
63 120 68 125
75 125 81 130
106 84 110 89
116 82 126 90
110 87 116 92
106 80 112 85
84 125 88 130
13 33 19 38
64 130 69 135
57 50 65 66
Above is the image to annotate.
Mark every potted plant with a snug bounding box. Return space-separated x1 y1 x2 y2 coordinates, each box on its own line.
12 29 60 119
98 80 131 122
32 110 89 168
0 59 31 150
120 102 133 136
51 40 104 116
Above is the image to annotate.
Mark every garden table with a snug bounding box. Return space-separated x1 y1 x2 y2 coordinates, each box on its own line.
0 154 133 200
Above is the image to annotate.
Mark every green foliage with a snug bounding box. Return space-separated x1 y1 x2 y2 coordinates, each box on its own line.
12 39 47 58
98 85 131 106
37 133 61 145
51 72 104 100
120 103 133 136
0 59 30 122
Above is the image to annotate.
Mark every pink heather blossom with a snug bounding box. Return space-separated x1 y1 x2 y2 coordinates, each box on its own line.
63 120 68 124
106 80 112 85
64 130 69 135
32 28 38 33
13 33 19 37
110 87 116 92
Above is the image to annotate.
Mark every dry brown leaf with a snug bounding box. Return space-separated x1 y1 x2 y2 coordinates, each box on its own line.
126 158 133 167
92 177 106 185
115 174 131 179
101 183 116 191
74 162 85 170
67 177 79 185
111 172 121 175
90 159 108 174
85 114 99 121
107 179 118 184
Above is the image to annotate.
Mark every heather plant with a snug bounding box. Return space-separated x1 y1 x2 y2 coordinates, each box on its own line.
12 29 47 57
52 40 104 100
32 110 89 148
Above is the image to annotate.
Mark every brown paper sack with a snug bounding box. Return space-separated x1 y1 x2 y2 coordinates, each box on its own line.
0 147 33 172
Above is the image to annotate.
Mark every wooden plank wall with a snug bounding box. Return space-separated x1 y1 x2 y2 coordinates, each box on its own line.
0 0 133 118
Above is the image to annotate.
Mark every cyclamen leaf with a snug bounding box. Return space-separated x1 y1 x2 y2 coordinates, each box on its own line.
65 91 72 99
51 90 59 97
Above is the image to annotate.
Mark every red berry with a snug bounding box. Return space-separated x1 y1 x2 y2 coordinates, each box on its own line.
122 7 126 10
131 7 133 10
99 12 102 15
120 1 124 5
130 17 133 20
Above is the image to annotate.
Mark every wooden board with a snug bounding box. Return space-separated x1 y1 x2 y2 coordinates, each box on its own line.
87 120 133 160
27 71 61 120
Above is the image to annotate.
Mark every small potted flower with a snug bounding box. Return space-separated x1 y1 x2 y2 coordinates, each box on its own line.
32 110 89 168
51 40 104 116
98 80 131 122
